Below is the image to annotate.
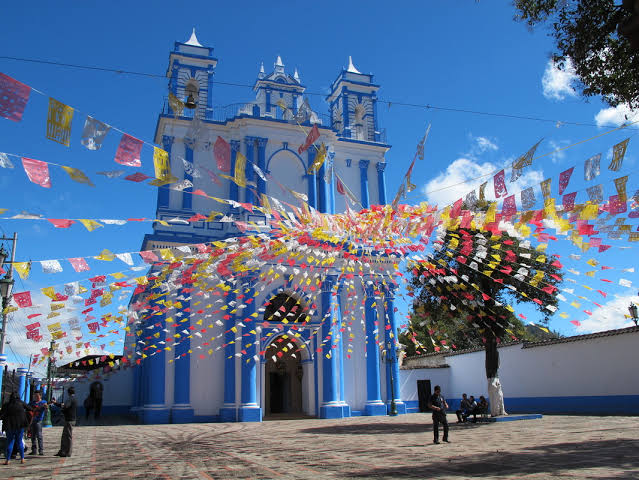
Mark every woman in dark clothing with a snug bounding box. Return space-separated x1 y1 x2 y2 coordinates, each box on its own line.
0 392 32 465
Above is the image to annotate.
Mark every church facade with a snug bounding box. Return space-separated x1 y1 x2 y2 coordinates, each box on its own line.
130 31 404 423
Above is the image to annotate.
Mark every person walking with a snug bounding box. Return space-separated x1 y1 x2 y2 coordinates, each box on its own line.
427 385 449 444
28 391 47 455
0 392 32 465
89 381 103 419
53 387 77 457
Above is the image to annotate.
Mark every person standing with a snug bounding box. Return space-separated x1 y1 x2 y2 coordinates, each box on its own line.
53 387 77 457
89 381 103 419
28 391 47 455
427 385 449 444
0 392 31 465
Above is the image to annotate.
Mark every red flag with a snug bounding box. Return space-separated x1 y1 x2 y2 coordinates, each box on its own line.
48 219 75 228
298 125 320 154
214 136 231 172
336 177 345 195
124 172 151 182
22 157 51 188
115 133 143 167
13 291 32 308
501 195 517 217
139 250 159 264
0 73 31 122
68 257 90 272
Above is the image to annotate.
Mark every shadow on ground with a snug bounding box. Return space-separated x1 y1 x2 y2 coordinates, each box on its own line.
300 421 485 435
340 438 639 478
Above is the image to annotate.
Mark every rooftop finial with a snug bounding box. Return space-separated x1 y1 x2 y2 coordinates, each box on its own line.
293 68 300 82
275 55 284 67
185 28 202 47
258 61 265 79
347 56 361 74
260 62 265 74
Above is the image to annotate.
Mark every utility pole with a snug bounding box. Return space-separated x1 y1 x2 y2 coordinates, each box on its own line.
43 339 55 428
0 232 17 406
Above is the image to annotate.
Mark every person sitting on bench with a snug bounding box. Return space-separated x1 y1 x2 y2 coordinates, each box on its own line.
462 395 478 422
469 395 489 422
455 393 472 423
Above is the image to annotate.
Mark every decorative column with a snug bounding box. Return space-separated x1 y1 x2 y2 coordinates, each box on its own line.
318 158 330 213
17 367 28 402
336 284 351 417
359 160 370 209
328 153 336 214
25 372 32 403
244 137 256 205
307 149 317 209
364 285 385 416
384 285 406 414
257 138 268 197
320 275 343 418
142 287 170 424
220 288 237 422
206 68 215 120
171 288 194 423
342 90 350 138
182 145 194 210
239 279 262 422
376 162 387 205
229 140 241 206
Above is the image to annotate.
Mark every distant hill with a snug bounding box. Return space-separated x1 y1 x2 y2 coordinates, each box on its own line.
524 324 562 342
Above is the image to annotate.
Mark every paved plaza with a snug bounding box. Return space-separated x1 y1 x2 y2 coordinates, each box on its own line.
2 413 638 479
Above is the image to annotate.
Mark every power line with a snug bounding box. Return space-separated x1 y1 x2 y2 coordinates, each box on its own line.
1 54 635 130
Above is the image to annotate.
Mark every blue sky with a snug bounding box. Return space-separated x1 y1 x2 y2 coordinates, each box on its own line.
1 1 638 371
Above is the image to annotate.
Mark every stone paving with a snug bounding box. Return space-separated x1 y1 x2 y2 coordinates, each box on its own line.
2 413 638 479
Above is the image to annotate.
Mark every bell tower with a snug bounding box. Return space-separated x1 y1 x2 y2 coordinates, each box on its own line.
327 57 380 142
166 29 218 120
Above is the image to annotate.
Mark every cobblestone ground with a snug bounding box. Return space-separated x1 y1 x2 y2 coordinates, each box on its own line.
2 413 638 479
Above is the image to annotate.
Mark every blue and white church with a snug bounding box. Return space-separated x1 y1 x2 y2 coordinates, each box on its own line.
107 31 403 424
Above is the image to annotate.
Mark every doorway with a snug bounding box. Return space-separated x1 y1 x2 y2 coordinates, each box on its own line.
417 380 432 412
264 336 303 416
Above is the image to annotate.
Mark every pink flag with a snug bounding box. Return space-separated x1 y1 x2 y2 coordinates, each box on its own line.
68 257 90 272
22 157 51 188
48 219 75 228
570 320 581 326
493 170 507 198
124 172 151 182
450 198 463 218
139 250 159 264
13 291 32 308
214 136 231 172
0 73 31 122
115 134 143 167
501 195 517 217
559 167 574 195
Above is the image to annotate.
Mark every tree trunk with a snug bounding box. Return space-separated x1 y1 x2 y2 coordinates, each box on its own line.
485 336 507 416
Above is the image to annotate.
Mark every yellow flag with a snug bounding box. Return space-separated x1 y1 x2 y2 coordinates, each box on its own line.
220 152 247 187
96 249 115 261
47 321 62 332
79 219 103 232
149 147 178 186
307 144 327 174
110 272 126 280
614 175 629 202
46 98 74 146
61 166 94 186
41 286 56 300
168 93 184 118
13 261 31 280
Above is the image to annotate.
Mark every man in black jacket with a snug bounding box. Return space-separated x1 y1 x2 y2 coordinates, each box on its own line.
53 387 77 457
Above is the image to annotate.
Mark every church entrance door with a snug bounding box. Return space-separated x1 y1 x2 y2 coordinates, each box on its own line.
265 336 303 416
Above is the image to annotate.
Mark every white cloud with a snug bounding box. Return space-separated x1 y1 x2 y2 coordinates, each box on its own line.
547 139 570 163
574 293 639 334
594 103 639 127
422 157 543 207
472 136 498 155
542 58 577 101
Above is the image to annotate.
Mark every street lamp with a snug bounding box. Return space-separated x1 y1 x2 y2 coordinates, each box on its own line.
629 303 639 326
0 246 8 271
385 341 398 416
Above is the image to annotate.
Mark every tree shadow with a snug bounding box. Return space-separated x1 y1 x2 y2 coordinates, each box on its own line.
300 421 484 436
340 438 639 478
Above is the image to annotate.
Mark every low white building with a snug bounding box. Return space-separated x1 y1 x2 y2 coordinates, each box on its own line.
400 326 639 415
